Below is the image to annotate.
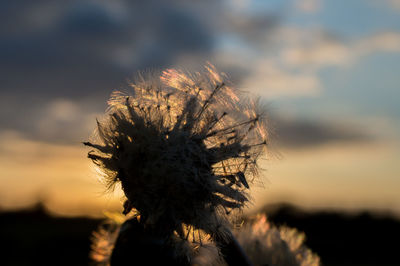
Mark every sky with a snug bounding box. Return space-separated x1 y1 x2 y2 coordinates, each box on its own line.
0 0 399 217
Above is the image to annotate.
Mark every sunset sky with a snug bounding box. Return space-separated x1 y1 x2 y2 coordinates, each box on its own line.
1 0 399 217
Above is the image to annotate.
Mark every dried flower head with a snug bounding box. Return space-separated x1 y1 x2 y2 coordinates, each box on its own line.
85 64 268 242
234 215 321 266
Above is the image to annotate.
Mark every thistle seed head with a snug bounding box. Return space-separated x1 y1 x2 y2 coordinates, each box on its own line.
85 63 268 241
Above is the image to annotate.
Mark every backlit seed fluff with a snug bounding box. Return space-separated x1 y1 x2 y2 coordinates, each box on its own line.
85 64 268 242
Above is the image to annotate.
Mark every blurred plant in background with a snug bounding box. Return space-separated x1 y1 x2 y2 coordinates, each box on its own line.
91 213 320 266
90 212 124 265
235 214 320 266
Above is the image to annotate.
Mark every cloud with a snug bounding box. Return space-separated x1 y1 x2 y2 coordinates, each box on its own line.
222 11 280 42
282 37 350 67
214 49 322 99
294 0 322 13
0 97 101 144
356 32 400 54
0 0 223 141
3 0 395 145
280 29 400 68
382 0 400 10
34 99 99 143
272 116 372 149
0 0 285 142
0 0 217 99
240 61 321 98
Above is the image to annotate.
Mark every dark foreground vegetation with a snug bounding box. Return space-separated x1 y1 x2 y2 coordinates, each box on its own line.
261 204 400 266
0 203 399 266
0 203 101 266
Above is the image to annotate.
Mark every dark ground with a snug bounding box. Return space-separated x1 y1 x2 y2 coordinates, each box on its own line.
0 203 399 266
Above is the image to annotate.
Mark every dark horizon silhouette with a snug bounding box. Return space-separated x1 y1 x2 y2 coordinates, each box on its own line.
1 202 399 266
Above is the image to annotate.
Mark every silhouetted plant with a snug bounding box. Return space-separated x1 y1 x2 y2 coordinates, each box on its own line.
86 64 268 264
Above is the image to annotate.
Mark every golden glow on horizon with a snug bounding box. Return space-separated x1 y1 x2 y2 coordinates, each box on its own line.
251 141 400 213
1 131 399 217
0 131 122 217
